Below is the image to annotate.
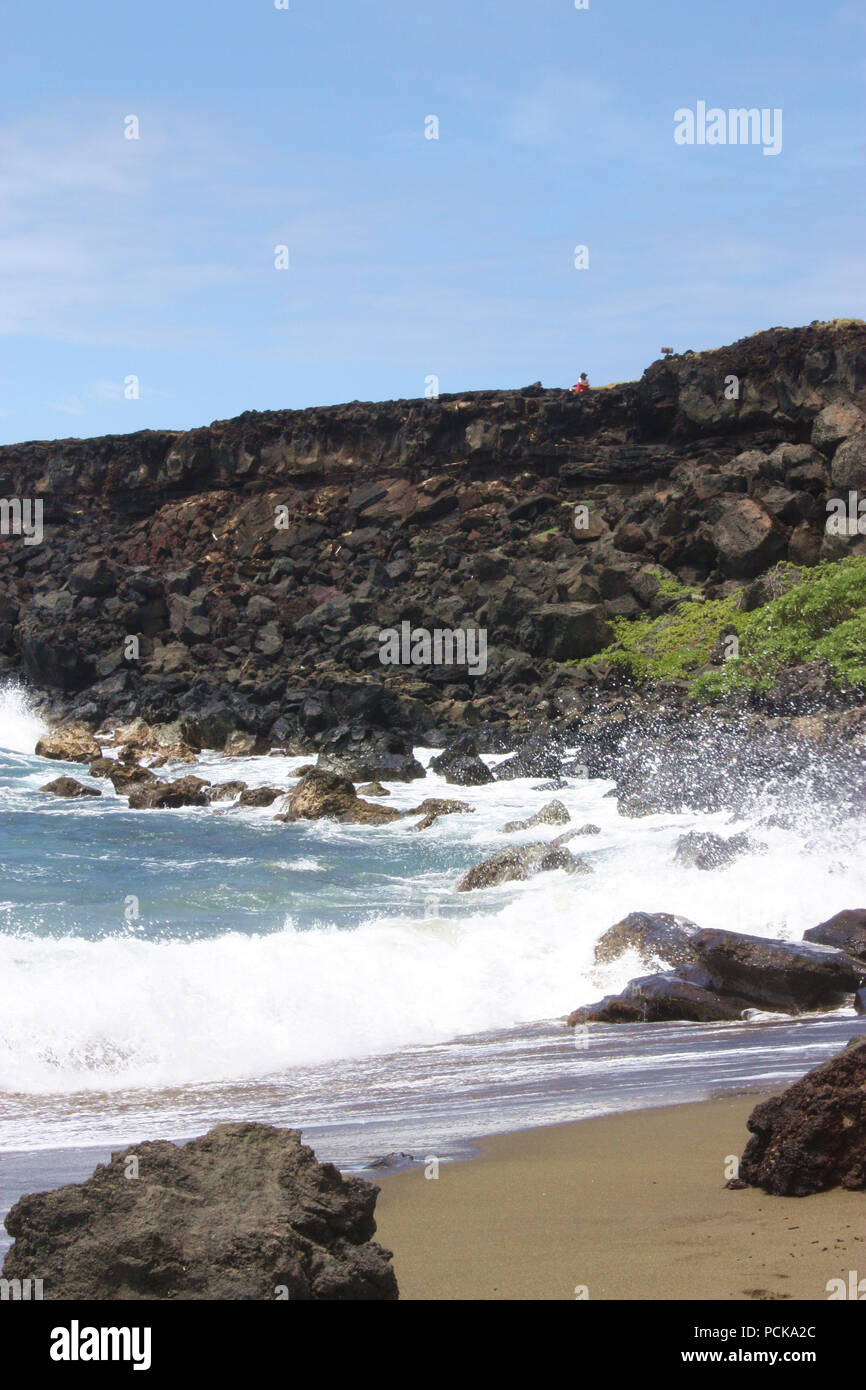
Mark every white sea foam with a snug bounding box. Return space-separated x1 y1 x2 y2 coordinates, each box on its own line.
0 683 46 754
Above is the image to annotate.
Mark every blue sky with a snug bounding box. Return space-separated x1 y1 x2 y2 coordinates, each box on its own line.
1 0 864 444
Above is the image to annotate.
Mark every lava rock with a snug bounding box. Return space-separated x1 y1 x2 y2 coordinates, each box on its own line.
275 769 401 826
736 1038 866 1195
500 799 570 833
39 776 101 799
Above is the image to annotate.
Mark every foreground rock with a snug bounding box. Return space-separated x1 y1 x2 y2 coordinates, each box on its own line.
2 1122 398 1300
276 769 401 826
39 776 101 799
500 799 570 833
455 841 590 891
804 908 866 961
429 735 494 786
735 1038 866 1196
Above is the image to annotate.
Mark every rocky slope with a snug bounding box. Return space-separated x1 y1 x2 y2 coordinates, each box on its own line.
2 321 866 769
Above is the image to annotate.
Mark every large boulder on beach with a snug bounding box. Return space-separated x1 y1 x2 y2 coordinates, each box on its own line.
803 909 866 962
276 768 401 826
735 1038 866 1195
455 841 589 891
690 927 863 1013
1 1122 398 1300
593 911 701 969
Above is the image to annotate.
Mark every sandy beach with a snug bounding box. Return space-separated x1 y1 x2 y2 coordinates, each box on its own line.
374 1097 865 1301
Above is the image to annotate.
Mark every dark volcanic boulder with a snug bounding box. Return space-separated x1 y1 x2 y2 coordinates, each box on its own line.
804 909 866 962
494 731 567 782
736 1038 866 1195
22 635 95 692
430 735 494 786
127 775 211 810
455 841 589 891
593 911 701 969
568 971 749 1025
315 725 424 783
2 1122 398 1300
39 776 101 799
691 928 863 1012
276 769 401 825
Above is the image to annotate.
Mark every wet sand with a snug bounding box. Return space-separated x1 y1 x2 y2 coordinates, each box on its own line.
374 1097 866 1301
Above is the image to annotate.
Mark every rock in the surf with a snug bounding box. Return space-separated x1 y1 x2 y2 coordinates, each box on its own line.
2 1122 398 1300
275 768 401 825
39 776 101 799
568 971 750 1025
127 775 211 810
499 799 570 833
455 841 590 891
673 831 767 870
406 798 474 830
735 1037 866 1195
35 728 101 764
593 911 701 969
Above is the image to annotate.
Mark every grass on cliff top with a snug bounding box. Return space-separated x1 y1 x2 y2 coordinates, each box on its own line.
573 555 866 697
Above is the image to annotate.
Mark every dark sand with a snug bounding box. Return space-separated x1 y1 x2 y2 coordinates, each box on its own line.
374 1098 865 1301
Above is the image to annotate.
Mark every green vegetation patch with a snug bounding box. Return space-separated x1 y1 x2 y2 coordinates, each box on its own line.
572 556 866 698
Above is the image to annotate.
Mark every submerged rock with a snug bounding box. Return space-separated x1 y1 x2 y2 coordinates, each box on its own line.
735 1038 866 1195
2 1122 398 1300
39 775 101 799
406 797 474 830
455 841 590 891
499 799 570 833
673 831 767 871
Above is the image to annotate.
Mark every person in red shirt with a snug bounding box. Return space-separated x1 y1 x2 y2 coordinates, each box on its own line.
572 372 590 394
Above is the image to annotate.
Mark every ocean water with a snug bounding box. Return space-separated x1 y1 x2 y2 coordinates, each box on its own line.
1 680 865 1225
